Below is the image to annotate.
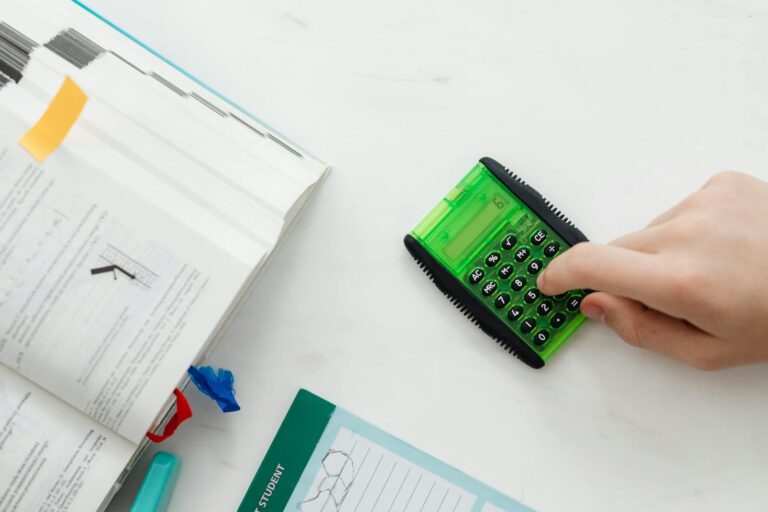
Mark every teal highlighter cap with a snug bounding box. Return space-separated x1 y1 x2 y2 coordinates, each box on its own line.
130 452 182 512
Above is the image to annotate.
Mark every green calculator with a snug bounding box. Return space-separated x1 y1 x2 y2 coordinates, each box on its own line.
404 157 589 369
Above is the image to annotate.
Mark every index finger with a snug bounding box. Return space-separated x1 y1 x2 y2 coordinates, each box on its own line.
537 243 678 314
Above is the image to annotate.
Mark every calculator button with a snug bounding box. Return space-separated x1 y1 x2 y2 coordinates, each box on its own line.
521 318 537 333
495 293 511 309
507 305 524 321
468 268 485 284
497 264 513 279
501 235 517 250
566 295 583 311
533 330 550 346
514 247 530 262
482 281 498 296
550 313 567 329
485 252 501 267
544 242 561 258
527 259 543 275
524 288 540 304
537 300 553 316
510 277 526 292
531 229 547 246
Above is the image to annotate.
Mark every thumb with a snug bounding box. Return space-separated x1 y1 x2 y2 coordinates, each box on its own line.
580 292 726 370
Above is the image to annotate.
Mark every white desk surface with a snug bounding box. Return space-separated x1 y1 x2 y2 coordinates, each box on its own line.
86 1 768 510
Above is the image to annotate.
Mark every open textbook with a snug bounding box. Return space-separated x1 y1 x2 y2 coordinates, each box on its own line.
0 1 329 510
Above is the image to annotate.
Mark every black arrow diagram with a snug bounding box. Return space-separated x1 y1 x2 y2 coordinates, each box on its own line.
90 264 136 281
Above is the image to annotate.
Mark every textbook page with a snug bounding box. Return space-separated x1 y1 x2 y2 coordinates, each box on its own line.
0 363 134 512
0 122 250 443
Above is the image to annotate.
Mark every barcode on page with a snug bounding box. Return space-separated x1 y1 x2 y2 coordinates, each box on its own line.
0 22 37 88
44 27 105 69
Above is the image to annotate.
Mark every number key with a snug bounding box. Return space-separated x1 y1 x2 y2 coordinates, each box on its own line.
537 300 553 316
507 305 524 321
510 276 526 292
524 288 540 304
521 317 537 333
533 330 550 346
495 293 511 308
527 259 543 275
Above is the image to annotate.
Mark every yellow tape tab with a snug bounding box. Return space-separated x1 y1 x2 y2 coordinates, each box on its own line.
19 76 88 163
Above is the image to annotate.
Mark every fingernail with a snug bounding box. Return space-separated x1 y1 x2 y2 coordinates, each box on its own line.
581 303 605 322
536 272 546 289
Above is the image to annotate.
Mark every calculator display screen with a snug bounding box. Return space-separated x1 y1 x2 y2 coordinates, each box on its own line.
444 196 507 260
413 164 520 274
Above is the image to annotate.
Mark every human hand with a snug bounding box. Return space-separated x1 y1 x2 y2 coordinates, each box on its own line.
536 171 768 370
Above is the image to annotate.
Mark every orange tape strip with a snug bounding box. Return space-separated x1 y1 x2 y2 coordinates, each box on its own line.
19 76 87 163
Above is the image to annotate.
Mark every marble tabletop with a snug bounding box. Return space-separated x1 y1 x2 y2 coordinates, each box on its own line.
87 0 768 510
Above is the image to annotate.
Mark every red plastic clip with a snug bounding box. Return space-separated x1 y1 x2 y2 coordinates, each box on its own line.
146 388 193 443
